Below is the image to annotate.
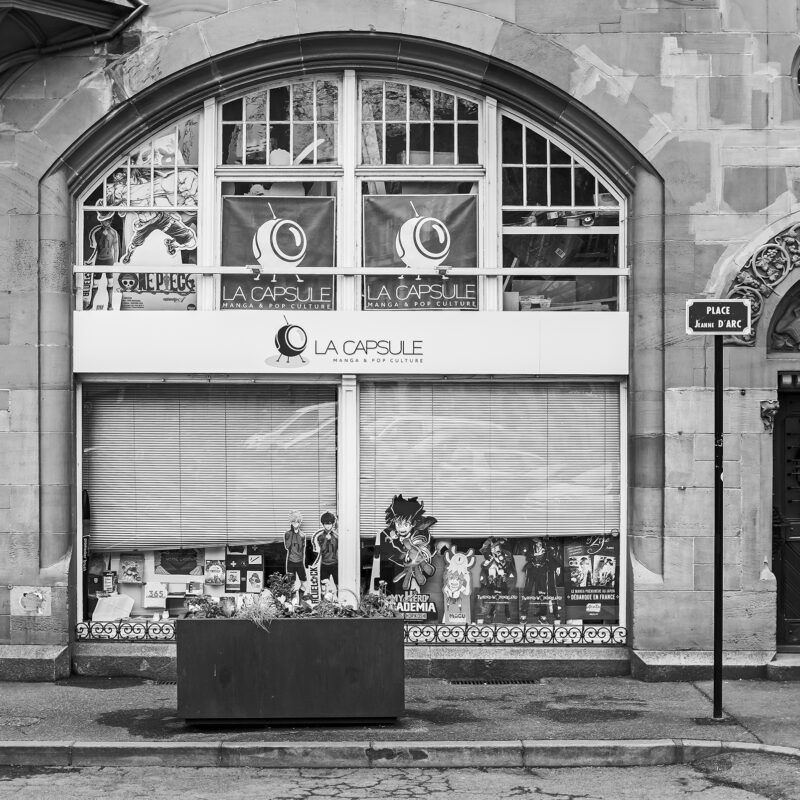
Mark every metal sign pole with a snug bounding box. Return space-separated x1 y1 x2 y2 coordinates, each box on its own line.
713 334 723 719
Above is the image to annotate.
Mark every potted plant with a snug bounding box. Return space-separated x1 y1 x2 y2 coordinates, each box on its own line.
176 574 404 724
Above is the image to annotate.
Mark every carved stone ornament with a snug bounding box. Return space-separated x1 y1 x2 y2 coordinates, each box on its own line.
726 223 800 346
761 399 779 432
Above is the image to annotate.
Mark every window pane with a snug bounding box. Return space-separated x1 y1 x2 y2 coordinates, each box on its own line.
457 97 478 120
222 124 243 165
549 141 571 165
503 209 620 227
178 118 199 165
245 92 266 121
502 234 618 270
221 98 242 121
502 167 524 205
269 86 290 121
315 123 337 164
526 128 547 164
574 167 596 205
292 83 314 121
433 123 455 164
361 80 383 121
409 123 431 163
457 123 478 164
551 167 572 205
269 124 291 163
502 118 523 163
502 275 617 311
362 122 384 165
292 123 314 163
385 122 407 165
385 82 407 121
245 123 267 164
433 90 455 120
526 168 547 206
409 85 430 120
316 80 338 120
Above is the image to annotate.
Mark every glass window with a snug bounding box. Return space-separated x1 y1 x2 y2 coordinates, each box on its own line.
359 381 621 627
81 384 337 620
78 115 200 311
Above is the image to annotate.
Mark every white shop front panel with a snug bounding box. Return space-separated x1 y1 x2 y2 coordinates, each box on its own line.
73 311 629 376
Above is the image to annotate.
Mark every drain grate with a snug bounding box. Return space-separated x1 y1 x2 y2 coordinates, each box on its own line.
152 680 177 685
448 679 539 685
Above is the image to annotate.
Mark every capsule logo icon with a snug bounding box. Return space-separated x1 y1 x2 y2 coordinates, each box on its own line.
395 201 451 271
266 316 309 368
253 203 308 270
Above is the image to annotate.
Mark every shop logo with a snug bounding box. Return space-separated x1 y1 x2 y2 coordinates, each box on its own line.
253 203 308 270
395 201 451 271
266 316 309 368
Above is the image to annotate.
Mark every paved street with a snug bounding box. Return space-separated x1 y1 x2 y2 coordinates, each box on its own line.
1 753 799 800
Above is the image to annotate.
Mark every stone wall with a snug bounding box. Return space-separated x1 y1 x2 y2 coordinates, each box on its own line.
0 0 797 656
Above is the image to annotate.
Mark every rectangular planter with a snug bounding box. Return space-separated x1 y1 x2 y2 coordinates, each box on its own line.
176 617 405 723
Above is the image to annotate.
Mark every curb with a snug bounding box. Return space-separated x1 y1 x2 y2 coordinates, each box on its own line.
0 739 799 768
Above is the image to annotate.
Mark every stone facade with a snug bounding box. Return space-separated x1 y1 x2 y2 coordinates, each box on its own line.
1 0 797 674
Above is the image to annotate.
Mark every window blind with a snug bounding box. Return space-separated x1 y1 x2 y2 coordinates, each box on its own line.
359 381 619 539
83 384 337 550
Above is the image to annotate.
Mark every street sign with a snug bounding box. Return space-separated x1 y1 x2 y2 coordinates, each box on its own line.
686 298 751 336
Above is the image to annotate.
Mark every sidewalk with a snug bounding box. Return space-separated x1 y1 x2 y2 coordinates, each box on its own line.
0 676 798 768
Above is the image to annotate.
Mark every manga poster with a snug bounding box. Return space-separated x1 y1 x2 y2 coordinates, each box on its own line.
80 129 199 311
220 196 335 310
563 535 619 622
224 546 264 593
362 195 478 310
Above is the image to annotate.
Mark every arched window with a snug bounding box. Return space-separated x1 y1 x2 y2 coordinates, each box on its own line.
77 72 625 315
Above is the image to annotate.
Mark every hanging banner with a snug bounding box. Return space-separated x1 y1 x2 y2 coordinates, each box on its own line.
221 196 335 311
563 535 619 622
363 195 478 310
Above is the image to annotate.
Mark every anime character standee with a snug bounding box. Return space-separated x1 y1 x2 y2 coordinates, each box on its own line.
370 494 437 593
283 510 308 590
441 545 476 625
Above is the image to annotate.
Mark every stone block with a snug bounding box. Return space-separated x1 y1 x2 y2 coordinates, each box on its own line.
632 589 714 649
147 0 228 30
0 432 38 484
767 2 798 33
523 739 678 768
0 486 9 507
10 486 39 534
0 644 70 680
0 317 8 345
723 167 787 214
631 649 774 681
0 587 8 616
708 76 747 125
665 434 694 487
663 535 695 589
722 0 767 31
0 742 72 765
0 615 9 643
39 484 72 539
297 0 405 34
39 242 73 294
371 741 521 768
722 458 740 489
40 432 72 487
0 237 38 291
0 346 37 387
72 643 178 680
220 743 371 768
655 139 713 210
684 8 722 31
199 2 298 59
72 742 223 767
8 291 36 346
10 613 68 646
693 563 741 591
516 0 622 31
9 389 37 433
39 532 72 573
40 389 72 434
489 24 573 94
621 9 685 33
694 536 743 566
403 0 503 55
666 389 713 434
39 344 72 390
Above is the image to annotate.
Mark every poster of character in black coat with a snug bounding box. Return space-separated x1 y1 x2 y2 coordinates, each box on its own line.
369 494 439 622
476 537 518 624
563 534 619 622
520 537 563 623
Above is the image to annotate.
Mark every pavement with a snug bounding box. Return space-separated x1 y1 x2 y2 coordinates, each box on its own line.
0 676 798 768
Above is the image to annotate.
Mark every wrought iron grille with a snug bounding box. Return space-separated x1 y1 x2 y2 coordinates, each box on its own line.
76 620 627 646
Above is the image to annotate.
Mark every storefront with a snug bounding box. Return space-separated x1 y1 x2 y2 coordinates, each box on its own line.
73 71 629 650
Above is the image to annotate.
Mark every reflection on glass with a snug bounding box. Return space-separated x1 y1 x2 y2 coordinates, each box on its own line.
502 275 617 311
503 233 618 271
502 209 620 227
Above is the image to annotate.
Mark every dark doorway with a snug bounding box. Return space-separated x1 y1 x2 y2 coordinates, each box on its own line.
774 391 800 649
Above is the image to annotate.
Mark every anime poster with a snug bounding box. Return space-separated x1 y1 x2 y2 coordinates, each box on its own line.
370 494 439 622
153 549 204 576
519 538 564 624
475 537 519 624
205 560 226 586
225 546 264 593
441 545 476 625
80 150 199 311
563 535 619 622
118 554 145 585
362 195 478 310
220 196 335 310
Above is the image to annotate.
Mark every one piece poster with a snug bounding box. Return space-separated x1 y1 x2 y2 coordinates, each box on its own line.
205 560 226 586
362 195 478 310
220 196 335 310
563 535 619 622
225 545 264 592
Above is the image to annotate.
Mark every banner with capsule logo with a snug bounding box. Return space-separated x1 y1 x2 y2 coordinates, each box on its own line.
362 194 478 310
220 196 336 311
